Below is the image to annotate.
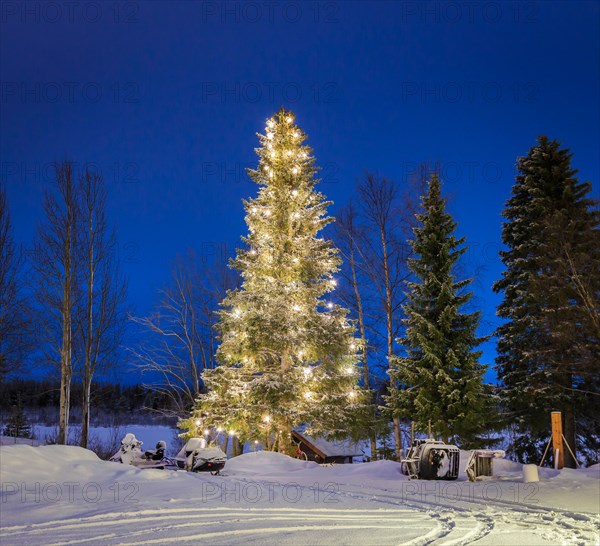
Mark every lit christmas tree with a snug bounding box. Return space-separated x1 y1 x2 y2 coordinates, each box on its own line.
181 109 367 453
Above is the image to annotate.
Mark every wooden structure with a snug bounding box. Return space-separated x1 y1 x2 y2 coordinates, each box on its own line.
291 431 362 464
551 411 564 469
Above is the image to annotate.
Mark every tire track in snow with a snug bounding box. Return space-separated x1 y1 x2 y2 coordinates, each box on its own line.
326 482 598 545
218 474 482 545
2 507 438 546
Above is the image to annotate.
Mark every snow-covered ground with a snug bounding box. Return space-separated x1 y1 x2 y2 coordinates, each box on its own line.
1 444 598 545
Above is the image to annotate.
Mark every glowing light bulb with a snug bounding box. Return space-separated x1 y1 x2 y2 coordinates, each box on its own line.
216 427 223 432
226 353 232 359
264 209 271 216
345 366 354 375
303 367 312 378
233 308 241 318
293 257 299 263
292 167 298 174
263 415 271 423
330 279 337 287
249 249 257 255
286 150 293 156
267 132 274 140
286 116 293 123
348 391 356 399
194 419 201 427
350 343 356 350
269 171 274 179
293 304 301 312
254 440 259 444
267 119 275 128
263 165 269 172
304 391 313 400
251 206 258 214
267 143 273 150
229 430 235 436
327 302 333 309
204 429 210 436
293 131 299 138
302 152 308 158
292 189 298 196
270 151 276 159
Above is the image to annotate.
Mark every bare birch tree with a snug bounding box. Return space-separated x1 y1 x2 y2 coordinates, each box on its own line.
0 186 31 379
32 161 79 445
77 167 128 448
334 201 379 459
350 169 430 460
131 248 237 417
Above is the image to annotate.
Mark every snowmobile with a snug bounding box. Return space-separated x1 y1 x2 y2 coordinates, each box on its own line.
401 439 460 480
175 437 227 475
110 433 177 470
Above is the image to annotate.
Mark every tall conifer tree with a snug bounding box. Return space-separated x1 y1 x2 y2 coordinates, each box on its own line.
387 174 488 446
494 136 599 466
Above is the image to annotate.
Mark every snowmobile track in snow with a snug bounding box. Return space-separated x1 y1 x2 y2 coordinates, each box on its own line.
324 481 599 545
0 507 455 546
2 474 597 545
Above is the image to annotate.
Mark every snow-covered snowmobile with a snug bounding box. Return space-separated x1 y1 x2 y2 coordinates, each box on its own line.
110 433 176 470
175 437 227 475
401 439 460 480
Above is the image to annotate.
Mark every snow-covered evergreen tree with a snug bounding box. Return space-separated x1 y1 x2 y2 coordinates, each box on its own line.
494 136 599 466
181 109 367 453
386 174 489 446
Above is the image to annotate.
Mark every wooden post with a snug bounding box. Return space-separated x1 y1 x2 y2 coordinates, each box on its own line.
551 411 564 470
410 421 414 445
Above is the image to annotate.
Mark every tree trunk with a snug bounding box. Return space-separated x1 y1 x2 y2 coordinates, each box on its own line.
393 417 402 461
380 224 402 458
348 232 378 461
58 194 73 446
232 436 243 457
80 376 91 448
58 362 71 445
563 404 577 468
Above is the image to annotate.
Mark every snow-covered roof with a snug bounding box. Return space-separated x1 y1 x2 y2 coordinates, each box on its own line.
293 431 363 458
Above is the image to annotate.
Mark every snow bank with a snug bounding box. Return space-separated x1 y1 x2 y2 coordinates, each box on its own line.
224 450 320 475
224 450 405 484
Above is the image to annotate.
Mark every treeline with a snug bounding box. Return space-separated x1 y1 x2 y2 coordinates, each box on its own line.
0 378 177 422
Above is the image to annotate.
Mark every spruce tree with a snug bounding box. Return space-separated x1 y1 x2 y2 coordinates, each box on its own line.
3 394 32 439
182 109 367 453
494 136 599 466
387 174 488 446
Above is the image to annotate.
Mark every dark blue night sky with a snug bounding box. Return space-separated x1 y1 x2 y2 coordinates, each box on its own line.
1 0 598 380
